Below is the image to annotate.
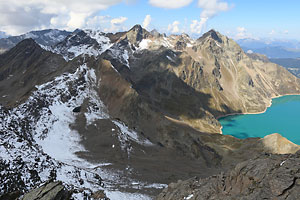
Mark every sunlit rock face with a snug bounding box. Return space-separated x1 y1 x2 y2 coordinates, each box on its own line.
1 25 300 199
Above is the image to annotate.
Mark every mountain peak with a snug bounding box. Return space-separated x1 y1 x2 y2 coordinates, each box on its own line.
199 29 223 43
181 33 190 38
14 38 40 50
129 24 143 32
150 29 164 37
126 24 150 44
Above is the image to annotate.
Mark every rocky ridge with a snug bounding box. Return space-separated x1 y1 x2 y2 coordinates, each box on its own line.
157 150 300 200
0 29 71 53
0 25 300 199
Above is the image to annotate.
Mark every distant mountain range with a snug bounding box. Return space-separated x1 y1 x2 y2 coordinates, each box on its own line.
0 31 8 39
237 38 300 76
237 38 300 49
270 58 300 77
0 29 71 51
237 38 300 58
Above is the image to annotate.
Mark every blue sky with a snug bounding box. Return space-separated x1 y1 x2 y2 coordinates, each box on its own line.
0 0 299 40
99 0 299 39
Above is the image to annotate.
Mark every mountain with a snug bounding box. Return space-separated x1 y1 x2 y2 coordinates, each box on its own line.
0 31 8 39
0 29 71 53
237 38 300 49
270 58 300 77
157 141 300 200
243 46 300 59
1 25 300 199
245 51 300 78
237 38 300 58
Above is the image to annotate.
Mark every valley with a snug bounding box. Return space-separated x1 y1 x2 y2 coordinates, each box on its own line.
0 25 300 199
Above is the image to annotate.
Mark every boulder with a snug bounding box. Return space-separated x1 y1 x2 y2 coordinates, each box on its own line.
22 181 71 200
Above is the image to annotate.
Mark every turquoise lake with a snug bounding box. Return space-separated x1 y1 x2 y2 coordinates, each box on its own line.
219 95 300 145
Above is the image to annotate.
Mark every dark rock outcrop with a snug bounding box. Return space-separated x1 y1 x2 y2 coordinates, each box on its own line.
22 181 71 200
157 151 300 200
0 191 22 200
0 38 67 107
72 106 81 113
125 24 151 45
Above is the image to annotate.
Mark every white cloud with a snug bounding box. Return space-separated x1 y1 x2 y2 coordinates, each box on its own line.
168 21 181 33
190 0 231 34
124 0 138 4
198 0 230 19
149 0 193 9
85 15 127 33
237 27 246 33
67 12 90 29
106 16 128 32
0 0 123 35
85 15 111 29
142 15 151 29
269 29 276 35
234 27 253 39
190 18 208 34
284 30 289 34
111 16 128 26
236 26 246 39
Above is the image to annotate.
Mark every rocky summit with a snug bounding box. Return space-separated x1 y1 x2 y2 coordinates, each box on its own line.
0 25 300 199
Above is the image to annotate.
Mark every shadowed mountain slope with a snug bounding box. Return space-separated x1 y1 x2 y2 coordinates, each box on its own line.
0 26 300 198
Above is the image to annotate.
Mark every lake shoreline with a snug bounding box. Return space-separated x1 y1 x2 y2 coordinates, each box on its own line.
217 93 300 135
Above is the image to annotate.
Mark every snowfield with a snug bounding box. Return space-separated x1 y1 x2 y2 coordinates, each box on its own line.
0 59 164 199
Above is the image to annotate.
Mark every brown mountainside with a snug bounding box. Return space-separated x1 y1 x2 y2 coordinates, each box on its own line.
0 26 300 198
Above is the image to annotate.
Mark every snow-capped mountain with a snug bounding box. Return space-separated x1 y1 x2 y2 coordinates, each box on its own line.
0 29 71 53
0 56 156 199
51 29 111 61
1 25 300 199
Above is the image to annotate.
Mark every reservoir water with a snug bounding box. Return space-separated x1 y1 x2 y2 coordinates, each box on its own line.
219 95 300 145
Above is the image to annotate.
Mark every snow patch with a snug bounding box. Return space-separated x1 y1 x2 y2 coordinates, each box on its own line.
166 55 175 62
85 30 111 49
139 39 151 50
280 160 286 166
144 183 167 189
107 43 133 68
215 41 221 48
113 120 153 151
106 191 152 200
0 105 102 194
122 49 130 67
52 30 112 61
162 37 174 48
33 64 108 166
184 194 194 200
